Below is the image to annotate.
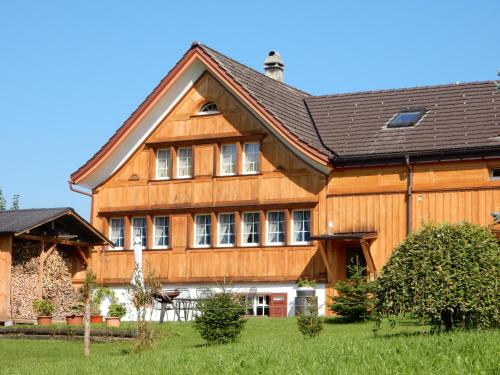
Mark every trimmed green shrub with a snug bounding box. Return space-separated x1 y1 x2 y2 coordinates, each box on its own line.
329 264 374 321
297 296 323 338
108 302 127 318
193 287 247 344
33 298 54 316
375 222 500 332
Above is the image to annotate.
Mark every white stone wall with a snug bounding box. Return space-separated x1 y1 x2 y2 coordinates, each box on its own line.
101 282 326 321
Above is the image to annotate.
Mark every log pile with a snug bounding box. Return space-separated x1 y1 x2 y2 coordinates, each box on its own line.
11 239 79 320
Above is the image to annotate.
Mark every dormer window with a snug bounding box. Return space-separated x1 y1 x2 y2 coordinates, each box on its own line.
387 109 426 128
198 102 219 115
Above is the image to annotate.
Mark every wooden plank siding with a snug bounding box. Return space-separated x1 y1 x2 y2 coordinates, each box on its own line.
90 247 324 284
90 72 327 284
327 161 500 272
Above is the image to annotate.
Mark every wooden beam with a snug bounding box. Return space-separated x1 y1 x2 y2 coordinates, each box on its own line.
318 240 334 284
75 245 88 267
16 234 92 247
38 242 57 299
0 234 13 322
360 239 376 279
98 199 319 217
145 132 266 149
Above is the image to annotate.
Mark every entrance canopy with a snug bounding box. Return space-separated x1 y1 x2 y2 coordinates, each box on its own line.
312 231 378 282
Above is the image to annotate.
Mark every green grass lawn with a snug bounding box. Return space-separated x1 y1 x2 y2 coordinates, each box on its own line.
0 318 498 375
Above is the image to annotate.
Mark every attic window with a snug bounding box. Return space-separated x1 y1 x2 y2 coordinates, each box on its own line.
199 102 219 115
387 109 426 128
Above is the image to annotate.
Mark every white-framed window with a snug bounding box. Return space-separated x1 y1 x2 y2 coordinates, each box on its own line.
220 144 237 176
109 217 124 250
267 211 285 245
241 211 260 246
218 212 235 247
291 210 311 244
153 216 169 249
491 168 500 180
177 147 193 178
242 142 260 174
156 149 171 179
194 214 211 248
246 295 270 316
131 217 147 249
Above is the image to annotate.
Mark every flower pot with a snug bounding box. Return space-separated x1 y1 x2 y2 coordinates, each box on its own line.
91 315 103 324
105 317 121 328
37 316 52 326
66 314 84 326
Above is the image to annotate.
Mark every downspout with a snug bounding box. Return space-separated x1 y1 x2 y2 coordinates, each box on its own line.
405 155 413 236
68 180 92 197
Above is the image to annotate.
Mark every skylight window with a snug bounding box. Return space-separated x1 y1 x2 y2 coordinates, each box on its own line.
387 109 426 128
198 102 219 115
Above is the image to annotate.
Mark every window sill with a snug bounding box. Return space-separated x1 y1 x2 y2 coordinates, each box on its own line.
189 112 222 119
186 244 314 250
214 173 262 179
149 177 195 183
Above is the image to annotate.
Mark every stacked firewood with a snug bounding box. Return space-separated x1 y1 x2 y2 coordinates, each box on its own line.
11 240 39 319
11 240 79 320
43 245 79 319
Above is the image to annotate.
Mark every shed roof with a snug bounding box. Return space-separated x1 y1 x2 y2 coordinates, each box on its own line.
0 208 110 245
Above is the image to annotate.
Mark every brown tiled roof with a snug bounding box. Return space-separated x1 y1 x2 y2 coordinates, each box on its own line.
197 44 329 154
305 81 500 161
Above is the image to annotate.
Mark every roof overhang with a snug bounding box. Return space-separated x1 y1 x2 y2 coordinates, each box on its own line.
71 46 331 189
12 209 112 246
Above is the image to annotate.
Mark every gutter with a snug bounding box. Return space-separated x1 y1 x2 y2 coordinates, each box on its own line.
68 180 92 197
332 145 500 168
405 155 413 236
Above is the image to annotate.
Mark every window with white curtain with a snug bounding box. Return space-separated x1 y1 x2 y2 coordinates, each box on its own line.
242 212 260 246
218 212 235 246
131 217 147 248
243 142 260 174
220 144 237 175
292 210 311 244
109 218 124 249
154 216 169 249
267 211 285 245
177 147 193 178
194 214 211 247
156 149 171 179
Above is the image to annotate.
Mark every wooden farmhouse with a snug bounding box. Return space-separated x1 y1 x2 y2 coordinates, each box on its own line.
69 43 500 317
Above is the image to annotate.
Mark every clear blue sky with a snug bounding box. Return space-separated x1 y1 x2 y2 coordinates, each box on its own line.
1 1 498 219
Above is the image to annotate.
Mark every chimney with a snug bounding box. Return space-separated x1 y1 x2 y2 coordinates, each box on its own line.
263 51 284 82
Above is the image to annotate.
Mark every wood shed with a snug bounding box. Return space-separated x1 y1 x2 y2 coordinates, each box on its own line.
0 208 111 324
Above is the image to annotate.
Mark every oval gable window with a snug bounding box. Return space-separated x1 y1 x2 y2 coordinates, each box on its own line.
199 102 219 115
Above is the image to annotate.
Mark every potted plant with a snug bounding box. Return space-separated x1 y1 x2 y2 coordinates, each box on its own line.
91 287 114 324
297 278 317 292
33 298 55 326
66 302 84 325
105 301 127 328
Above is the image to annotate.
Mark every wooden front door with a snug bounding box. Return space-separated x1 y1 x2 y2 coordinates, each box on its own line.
269 293 288 317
